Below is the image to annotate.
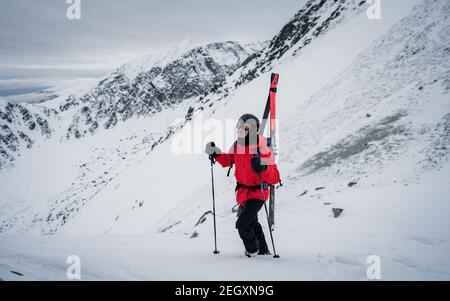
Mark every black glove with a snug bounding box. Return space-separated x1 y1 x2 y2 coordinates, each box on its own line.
205 142 222 160
251 155 268 173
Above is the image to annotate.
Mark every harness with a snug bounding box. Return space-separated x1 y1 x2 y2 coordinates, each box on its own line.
226 141 238 177
235 182 269 192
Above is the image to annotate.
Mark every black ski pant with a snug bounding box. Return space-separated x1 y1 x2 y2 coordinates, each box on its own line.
236 199 269 253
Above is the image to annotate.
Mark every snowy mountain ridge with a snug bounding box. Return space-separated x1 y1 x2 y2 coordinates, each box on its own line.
60 40 253 139
194 0 368 112
116 38 199 81
0 41 257 171
0 101 59 170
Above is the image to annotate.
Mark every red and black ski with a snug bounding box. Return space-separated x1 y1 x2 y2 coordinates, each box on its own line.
259 73 279 230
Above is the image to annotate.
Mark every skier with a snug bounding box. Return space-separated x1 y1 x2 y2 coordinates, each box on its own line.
205 114 281 257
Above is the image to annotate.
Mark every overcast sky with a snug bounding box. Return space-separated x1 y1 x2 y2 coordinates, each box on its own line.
0 0 305 96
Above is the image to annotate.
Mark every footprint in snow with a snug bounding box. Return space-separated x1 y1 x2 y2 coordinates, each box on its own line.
406 235 435 246
395 256 419 269
333 256 361 267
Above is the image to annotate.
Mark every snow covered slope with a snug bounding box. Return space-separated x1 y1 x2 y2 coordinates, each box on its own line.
0 0 449 280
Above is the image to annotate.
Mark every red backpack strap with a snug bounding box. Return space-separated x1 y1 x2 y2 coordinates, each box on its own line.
226 141 238 177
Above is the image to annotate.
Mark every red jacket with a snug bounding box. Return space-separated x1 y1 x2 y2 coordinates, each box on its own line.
216 135 281 205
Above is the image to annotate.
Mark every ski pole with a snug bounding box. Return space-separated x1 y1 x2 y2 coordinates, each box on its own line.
257 171 280 259
210 157 220 254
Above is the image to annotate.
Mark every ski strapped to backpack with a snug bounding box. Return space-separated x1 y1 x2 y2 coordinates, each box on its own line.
260 73 280 231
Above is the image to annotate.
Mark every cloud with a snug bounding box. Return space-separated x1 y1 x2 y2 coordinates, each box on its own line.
0 78 65 90
0 77 94 94
0 0 305 87
0 77 98 103
0 63 112 71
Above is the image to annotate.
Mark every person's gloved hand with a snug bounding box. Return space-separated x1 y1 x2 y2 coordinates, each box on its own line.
251 155 268 173
205 142 222 160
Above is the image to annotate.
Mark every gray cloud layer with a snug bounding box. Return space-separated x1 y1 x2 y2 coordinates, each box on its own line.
1 0 304 86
